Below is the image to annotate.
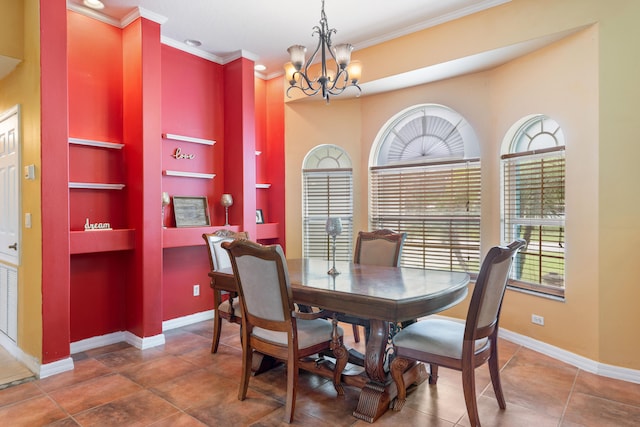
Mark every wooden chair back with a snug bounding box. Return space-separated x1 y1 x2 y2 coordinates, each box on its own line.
354 229 407 267
464 239 527 342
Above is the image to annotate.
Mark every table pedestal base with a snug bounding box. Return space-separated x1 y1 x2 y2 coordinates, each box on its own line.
352 361 427 423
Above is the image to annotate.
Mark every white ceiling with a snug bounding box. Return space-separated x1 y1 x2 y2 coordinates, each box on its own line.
65 0 511 77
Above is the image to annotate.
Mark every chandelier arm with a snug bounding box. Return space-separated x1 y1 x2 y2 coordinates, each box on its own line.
285 0 362 101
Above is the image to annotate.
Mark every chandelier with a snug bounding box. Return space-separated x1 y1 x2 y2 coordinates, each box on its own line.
284 0 362 102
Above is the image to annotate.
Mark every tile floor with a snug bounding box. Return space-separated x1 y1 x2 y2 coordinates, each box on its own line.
1 320 640 426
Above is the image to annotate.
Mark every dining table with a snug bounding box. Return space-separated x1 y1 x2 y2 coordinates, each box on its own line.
209 257 470 423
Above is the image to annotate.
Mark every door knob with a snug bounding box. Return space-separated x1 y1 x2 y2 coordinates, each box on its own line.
8 243 17 250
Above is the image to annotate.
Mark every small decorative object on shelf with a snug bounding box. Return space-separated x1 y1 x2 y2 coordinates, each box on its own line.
325 217 342 275
221 193 233 226
173 196 211 227
172 147 196 159
162 192 170 228
84 217 112 231
256 209 264 224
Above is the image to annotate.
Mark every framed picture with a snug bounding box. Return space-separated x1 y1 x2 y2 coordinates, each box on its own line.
256 209 264 224
173 196 210 227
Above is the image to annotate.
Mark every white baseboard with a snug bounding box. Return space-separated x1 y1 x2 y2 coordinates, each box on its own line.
39 357 74 379
162 309 215 332
70 330 167 353
498 328 640 384
67 309 216 355
432 315 640 385
18 312 640 385
124 331 165 350
70 331 126 354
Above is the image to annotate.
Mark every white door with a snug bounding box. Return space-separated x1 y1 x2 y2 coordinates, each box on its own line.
0 106 20 343
0 105 20 265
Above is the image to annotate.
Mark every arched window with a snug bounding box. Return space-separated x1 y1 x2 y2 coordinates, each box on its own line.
370 104 481 273
501 114 565 298
302 145 353 261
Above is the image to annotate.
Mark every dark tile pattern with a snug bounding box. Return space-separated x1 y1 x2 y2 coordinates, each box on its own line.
0 320 638 426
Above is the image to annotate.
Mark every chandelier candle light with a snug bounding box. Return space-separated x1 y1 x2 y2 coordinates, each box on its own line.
284 0 362 102
220 194 233 226
325 217 342 275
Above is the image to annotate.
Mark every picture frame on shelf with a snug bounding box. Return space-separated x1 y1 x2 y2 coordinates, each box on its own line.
256 209 264 224
173 196 210 227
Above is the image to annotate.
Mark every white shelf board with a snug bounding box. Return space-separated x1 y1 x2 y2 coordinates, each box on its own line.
69 182 126 190
163 170 216 179
162 133 216 146
68 137 124 149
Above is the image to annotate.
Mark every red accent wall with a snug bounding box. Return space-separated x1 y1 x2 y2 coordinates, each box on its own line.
50 5 285 353
67 12 123 142
223 58 257 237
122 17 163 338
66 11 130 342
162 247 213 320
266 78 286 250
41 0 71 363
160 45 225 320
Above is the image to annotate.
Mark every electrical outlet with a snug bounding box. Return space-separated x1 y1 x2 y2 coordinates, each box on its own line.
531 314 544 326
193 284 200 296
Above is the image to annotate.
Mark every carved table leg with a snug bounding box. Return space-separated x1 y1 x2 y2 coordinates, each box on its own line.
352 319 390 422
331 315 348 396
352 319 430 422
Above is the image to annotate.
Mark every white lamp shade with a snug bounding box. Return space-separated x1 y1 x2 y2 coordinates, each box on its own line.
287 45 307 70
333 44 353 68
347 60 362 83
284 62 297 84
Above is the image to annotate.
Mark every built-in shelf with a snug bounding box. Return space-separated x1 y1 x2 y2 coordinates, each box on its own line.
70 229 135 254
256 222 279 240
162 133 216 146
69 182 126 190
69 137 124 149
256 183 271 189
163 170 216 179
163 225 240 248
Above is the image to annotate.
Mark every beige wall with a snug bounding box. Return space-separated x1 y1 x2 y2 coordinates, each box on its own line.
0 0 23 60
285 0 640 369
0 0 43 360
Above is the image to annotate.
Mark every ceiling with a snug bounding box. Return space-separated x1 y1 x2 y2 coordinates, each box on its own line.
65 0 511 78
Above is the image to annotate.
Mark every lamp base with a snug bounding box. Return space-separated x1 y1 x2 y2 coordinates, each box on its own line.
327 267 340 276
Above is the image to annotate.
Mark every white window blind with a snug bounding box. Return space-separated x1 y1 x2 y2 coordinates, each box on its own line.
502 147 565 297
370 159 481 273
303 169 353 261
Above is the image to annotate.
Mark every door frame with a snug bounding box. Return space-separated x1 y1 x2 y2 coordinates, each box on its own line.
0 104 21 266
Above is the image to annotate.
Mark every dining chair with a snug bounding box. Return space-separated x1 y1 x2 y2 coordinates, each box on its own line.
202 229 249 353
389 239 527 427
349 229 407 342
222 239 348 424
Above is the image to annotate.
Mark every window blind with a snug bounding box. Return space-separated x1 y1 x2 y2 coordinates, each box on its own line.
502 148 565 297
302 169 353 261
370 159 481 273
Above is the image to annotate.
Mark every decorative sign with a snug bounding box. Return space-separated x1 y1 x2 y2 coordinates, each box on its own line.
172 147 196 160
173 196 210 227
84 218 112 231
